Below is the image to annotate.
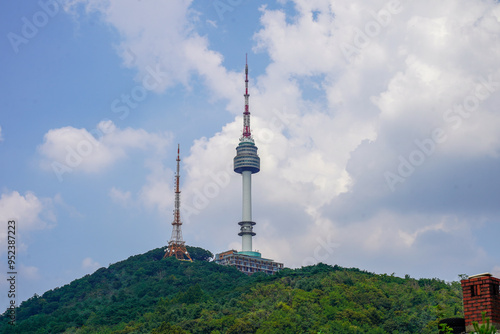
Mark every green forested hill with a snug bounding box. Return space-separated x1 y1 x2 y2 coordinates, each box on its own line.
1 246 463 333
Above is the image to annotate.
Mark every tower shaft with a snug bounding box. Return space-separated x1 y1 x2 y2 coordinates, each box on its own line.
241 170 253 251
164 145 192 261
242 171 252 222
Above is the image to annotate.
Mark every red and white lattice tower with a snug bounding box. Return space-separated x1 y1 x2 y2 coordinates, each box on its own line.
164 145 192 261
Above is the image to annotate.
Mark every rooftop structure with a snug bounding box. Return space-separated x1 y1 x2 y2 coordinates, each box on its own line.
215 250 283 275
461 273 500 332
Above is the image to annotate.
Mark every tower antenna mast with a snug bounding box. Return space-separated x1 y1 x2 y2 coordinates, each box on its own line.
164 144 192 261
242 53 251 139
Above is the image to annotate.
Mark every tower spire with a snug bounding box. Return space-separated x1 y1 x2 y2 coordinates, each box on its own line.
164 144 192 261
242 53 252 140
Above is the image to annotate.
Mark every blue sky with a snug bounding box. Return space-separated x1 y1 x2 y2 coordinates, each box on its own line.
2 0 500 310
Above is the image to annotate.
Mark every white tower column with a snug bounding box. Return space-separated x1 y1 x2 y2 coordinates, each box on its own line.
242 171 252 222
241 171 252 252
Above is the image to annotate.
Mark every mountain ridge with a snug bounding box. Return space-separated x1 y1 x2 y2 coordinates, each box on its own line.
1 246 463 333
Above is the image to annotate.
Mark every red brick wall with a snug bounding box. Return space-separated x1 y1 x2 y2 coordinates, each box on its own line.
461 275 500 328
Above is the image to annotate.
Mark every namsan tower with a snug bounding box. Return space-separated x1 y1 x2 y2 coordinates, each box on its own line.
164 145 192 261
234 55 260 254
214 57 283 275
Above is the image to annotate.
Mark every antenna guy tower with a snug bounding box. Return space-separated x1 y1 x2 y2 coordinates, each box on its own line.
164 144 192 261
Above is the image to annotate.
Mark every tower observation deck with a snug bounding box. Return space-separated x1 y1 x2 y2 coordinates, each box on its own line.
234 56 260 254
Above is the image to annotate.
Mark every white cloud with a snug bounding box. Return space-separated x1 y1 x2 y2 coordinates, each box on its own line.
331 212 487 277
177 0 500 280
53 193 83 219
62 0 242 112
19 264 40 281
0 125 3 142
138 160 175 214
61 0 500 280
38 120 171 179
253 2 500 185
109 187 132 207
0 190 56 255
206 19 217 28
0 191 54 231
81 257 101 273
106 158 176 216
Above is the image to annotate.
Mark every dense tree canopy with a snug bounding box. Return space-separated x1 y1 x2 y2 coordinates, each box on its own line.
1 246 463 333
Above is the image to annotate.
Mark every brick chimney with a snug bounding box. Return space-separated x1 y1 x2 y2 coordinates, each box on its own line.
461 273 500 332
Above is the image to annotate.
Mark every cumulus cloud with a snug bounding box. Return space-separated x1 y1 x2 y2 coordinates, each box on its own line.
19 264 41 281
38 120 171 181
0 191 54 231
106 158 175 216
180 0 500 279
138 160 175 214
0 190 56 254
62 0 243 112
62 0 500 280
81 257 101 273
109 187 133 207
0 125 3 142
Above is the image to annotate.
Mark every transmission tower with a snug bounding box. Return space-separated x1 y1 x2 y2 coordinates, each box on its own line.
164 144 192 261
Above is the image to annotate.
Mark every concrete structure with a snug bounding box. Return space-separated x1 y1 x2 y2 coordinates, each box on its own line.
215 57 283 275
461 273 500 332
164 145 192 261
215 250 283 275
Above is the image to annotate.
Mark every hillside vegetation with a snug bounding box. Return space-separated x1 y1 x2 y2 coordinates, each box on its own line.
1 246 463 333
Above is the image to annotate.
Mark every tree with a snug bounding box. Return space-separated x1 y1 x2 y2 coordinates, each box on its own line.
186 246 214 261
472 312 498 334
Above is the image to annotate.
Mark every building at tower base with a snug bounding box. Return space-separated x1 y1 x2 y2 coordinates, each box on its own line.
215 250 283 275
